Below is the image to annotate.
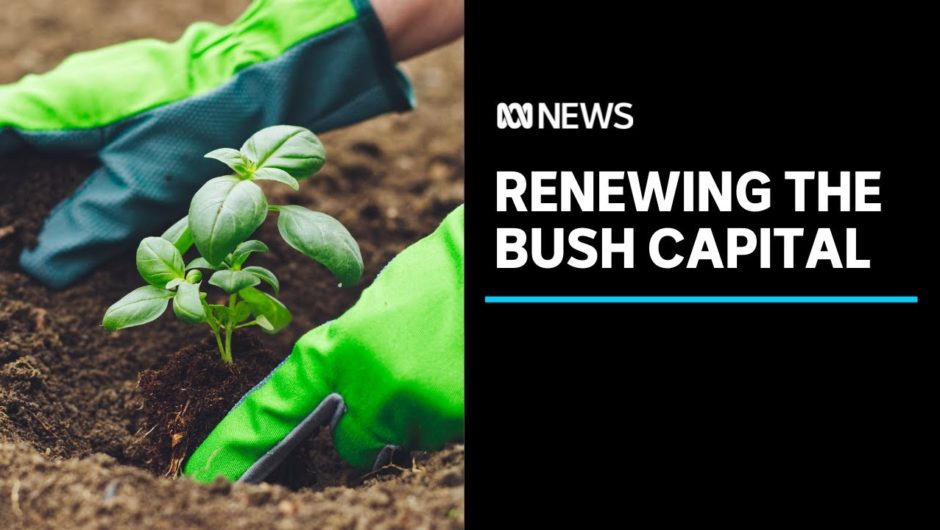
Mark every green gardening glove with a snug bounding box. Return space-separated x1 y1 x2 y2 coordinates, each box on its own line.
185 206 464 482
1 0 412 288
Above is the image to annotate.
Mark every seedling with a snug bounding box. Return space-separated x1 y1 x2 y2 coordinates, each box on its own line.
102 125 363 363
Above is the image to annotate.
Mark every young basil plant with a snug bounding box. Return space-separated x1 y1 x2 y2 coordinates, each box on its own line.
103 125 362 364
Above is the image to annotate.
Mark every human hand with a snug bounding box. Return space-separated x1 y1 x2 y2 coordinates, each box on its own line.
0 0 413 288
184 206 464 482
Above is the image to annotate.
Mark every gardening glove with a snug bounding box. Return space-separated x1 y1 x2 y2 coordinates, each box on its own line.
0 0 413 289
184 205 463 483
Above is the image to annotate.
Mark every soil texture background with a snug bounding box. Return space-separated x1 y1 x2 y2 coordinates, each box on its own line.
0 1 464 528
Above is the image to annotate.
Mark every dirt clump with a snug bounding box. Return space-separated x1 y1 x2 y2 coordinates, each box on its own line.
134 334 282 477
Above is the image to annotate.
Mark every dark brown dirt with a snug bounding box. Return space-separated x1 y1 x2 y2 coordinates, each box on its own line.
0 156 96 269
134 335 281 478
0 1 464 527
133 334 348 491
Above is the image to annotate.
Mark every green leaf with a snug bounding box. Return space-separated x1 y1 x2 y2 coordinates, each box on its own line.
230 240 269 268
253 167 299 190
136 236 185 288
165 278 183 290
209 270 260 294
255 315 274 332
173 281 206 324
240 125 325 179
239 286 291 334
275 205 363 287
185 269 203 283
189 176 268 266
161 216 194 254
243 266 279 294
186 257 217 270
205 148 252 176
232 301 252 323
208 304 229 323
102 286 173 331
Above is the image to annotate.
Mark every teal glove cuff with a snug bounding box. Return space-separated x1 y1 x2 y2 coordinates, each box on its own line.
184 206 464 483
2 0 414 288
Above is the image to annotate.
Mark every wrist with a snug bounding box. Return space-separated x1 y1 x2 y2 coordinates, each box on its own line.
371 0 464 61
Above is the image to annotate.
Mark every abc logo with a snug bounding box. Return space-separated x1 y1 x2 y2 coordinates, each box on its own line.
496 102 633 130
496 103 534 129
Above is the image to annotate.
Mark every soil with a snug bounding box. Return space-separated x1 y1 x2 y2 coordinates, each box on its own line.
135 335 280 478
0 1 464 528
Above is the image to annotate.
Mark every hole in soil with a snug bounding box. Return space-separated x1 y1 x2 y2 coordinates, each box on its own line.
130 332 360 490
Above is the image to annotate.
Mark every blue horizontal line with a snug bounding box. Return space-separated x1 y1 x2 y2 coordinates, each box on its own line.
485 296 918 304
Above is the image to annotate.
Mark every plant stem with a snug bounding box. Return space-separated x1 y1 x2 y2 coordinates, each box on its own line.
222 294 236 364
234 319 260 329
203 298 226 360
213 327 225 359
